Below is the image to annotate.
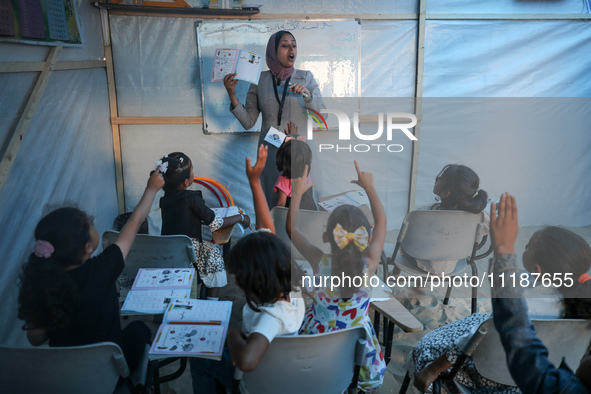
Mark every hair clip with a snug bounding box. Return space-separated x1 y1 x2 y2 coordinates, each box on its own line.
179 157 184 163
155 159 169 174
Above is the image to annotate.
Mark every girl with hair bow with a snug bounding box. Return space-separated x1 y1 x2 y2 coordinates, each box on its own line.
286 161 387 392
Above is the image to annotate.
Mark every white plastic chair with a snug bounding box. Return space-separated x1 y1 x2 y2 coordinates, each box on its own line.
102 230 197 278
400 317 591 393
102 230 204 299
388 210 488 314
232 326 366 394
0 342 150 394
270 206 331 261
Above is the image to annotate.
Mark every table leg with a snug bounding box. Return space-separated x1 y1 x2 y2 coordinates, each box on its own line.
385 321 395 365
373 310 381 343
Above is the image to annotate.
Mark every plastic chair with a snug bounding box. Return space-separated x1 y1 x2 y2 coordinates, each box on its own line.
102 230 197 278
400 317 591 393
386 210 489 314
102 230 205 299
270 206 331 261
0 342 150 394
231 326 366 394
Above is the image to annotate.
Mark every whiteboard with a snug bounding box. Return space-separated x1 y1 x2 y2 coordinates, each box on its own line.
197 20 360 134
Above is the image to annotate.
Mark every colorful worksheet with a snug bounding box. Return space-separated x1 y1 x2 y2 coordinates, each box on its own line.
131 268 194 290
212 48 263 85
150 299 233 360
121 288 191 315
121 268 195 315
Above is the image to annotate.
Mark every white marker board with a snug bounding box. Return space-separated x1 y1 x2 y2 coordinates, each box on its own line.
197 20 360 134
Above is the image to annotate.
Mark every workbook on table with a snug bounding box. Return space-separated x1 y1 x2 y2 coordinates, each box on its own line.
318 190 370 212
120 268 194 315
212 48 263 85
149 298 233 360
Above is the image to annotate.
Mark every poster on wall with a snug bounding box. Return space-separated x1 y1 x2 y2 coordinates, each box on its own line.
0 0 84 46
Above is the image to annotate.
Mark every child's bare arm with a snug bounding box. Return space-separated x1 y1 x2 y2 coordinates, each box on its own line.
287 166 323 269
26 326 49 346
115 169 164 259
352 161 386 276
227 329 269 372
218 214 251 230
276 190 288 207
414 354 452 393
246 145 274 233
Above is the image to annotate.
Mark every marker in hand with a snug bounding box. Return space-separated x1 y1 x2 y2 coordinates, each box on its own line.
288 82 309 98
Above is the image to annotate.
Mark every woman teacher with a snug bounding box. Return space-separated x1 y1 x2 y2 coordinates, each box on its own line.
224 30 324 208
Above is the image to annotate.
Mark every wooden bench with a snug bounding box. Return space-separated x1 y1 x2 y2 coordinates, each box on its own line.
370 297 422 365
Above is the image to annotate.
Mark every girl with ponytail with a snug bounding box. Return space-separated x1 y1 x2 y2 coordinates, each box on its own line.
18 169 164 376
410 164 490 275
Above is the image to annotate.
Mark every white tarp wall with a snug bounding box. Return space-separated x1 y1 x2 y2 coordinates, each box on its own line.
1 0 590 345
0 2 117 345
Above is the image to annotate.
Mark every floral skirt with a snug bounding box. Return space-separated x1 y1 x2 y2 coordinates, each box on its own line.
299 298 386 392
405 313 520 393
191 239 227 288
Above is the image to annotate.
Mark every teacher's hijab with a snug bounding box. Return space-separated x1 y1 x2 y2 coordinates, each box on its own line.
266 30 295 81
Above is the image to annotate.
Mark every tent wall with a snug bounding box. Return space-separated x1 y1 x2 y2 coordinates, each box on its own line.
1 0 590 346
0 1 117 345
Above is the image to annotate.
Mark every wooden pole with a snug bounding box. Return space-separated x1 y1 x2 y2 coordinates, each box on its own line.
0 46 62 192
102 8 126 214
408 0 426 213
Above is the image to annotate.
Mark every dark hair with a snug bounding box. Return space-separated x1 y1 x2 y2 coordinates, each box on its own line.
524 226 591 306
433 164 488 214
274 30 295 53
227 232 294 312
18 207 91 331
160 152 192 192
276 139 312 179
326 205 372 298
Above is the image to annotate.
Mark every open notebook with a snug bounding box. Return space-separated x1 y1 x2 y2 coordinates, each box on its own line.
150 299 232 360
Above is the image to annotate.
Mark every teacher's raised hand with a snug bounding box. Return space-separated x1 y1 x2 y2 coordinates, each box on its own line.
223 73 239 109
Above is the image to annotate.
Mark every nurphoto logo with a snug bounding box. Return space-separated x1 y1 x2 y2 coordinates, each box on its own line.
306 109 418 153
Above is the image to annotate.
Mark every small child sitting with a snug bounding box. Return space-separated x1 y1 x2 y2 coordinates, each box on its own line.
157 152 250 300
412 164 489 275
274 121 317 210
190 145 305 392
287 160 387 392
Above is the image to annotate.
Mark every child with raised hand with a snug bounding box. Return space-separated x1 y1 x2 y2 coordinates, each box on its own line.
190 145 305 393
18 169 164 375
156 152 250 300
411 164 489 275
490 193 591 393
407 194 591 393
274 121 317 210
287 160 387 392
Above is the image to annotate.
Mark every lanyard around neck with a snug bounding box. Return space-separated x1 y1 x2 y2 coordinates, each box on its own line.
272 76 291 127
